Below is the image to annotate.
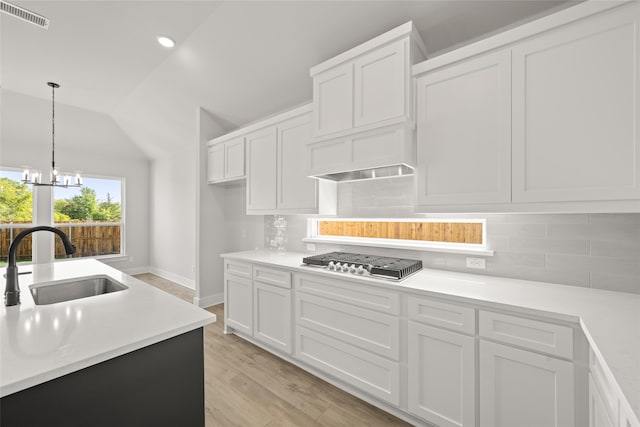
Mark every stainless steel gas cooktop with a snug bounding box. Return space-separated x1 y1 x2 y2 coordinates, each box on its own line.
302 251 423 280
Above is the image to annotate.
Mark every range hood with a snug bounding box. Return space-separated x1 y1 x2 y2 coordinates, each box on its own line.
314 164 414 182
307 122 416 183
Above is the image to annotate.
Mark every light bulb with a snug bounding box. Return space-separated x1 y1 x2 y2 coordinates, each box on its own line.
157 35 175 48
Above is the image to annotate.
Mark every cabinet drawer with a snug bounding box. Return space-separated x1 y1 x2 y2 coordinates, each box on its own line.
479 311 573 359
408 296 476 335
253 265 291 289
295 325 400 406
294 273 399 315
295 292 399 360
224 260 252 280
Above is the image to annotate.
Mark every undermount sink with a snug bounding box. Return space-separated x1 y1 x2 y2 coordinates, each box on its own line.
29 275 129 305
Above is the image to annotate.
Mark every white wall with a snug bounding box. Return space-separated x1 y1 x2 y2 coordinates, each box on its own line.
149 148 197 287
0 90 151 272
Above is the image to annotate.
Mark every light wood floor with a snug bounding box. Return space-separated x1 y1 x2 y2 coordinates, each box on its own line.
133 273 411 427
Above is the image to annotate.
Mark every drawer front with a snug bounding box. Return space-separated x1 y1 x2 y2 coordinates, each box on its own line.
295 292 399 360
479 311 573 359
224 260 252 280
408 296 476 335
253 265 291 289
294 273 399 315
295 325 400 406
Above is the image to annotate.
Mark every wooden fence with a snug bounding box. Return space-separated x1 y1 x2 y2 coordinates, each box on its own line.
318 220 483 244
0 223 121 262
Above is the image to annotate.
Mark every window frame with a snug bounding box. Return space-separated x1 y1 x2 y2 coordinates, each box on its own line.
52 173 126 261
304 217 494 256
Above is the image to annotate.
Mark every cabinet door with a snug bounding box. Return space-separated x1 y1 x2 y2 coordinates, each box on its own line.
512 8 640 202
207 144 224 183
277 112 318 211
253 282 291 354
415 50 511 206
408 322 475 427
224 275 252 335
479 341 575 427
246 127 277 212
354 39 407 127
225 137 245 180
589 374 616 427
313 63 353 137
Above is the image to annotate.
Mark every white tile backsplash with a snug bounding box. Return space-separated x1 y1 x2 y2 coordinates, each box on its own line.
270 178 640 294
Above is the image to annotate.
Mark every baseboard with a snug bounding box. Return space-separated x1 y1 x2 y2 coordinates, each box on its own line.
148 267 196 290
120 266 151 275
194 292 223 308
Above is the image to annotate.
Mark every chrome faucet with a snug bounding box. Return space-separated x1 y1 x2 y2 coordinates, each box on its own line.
4 226 76 306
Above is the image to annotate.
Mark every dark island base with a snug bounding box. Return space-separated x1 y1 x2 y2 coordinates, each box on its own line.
1 328 205 427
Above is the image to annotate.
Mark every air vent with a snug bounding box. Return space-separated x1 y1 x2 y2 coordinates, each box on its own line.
1 1 49 29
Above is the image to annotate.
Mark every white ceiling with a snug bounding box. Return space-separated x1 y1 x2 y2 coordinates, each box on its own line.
2 0 575 159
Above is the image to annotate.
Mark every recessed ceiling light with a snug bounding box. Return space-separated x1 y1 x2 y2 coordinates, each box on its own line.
157 35 175 48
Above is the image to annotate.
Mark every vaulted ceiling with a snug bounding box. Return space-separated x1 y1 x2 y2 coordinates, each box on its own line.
2 0 575 159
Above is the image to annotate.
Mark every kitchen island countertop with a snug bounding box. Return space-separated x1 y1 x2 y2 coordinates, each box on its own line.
0 259 215 397
222 249 640 421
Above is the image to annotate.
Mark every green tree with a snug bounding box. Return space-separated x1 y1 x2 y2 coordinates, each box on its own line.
62 187 99 221
0 178 32 223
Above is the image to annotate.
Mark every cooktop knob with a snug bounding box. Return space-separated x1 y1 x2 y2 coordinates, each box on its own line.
349 264 357 273
356 265 365 275
327 261 335 271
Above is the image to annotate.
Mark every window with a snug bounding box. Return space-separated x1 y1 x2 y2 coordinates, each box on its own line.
54 176 124 259
0 169 34 265
305 218 493 255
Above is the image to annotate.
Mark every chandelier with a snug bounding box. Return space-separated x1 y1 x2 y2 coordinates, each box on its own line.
22 82 82 187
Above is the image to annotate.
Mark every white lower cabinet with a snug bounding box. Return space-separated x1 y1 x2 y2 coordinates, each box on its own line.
252 266 292 354
479 340 575 427
224 273 253 336
590 374 616 427
408 321 476 427
294 273 400 406
224 261 292 355
253 282 292 354
589 349 640 427
222 259 640 427
295 325 400 405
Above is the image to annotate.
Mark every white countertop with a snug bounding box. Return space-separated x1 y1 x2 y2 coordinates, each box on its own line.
0 259 215 397
222 250 640 420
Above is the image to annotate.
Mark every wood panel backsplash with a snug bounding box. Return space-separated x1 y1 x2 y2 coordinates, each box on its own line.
318 221 483 244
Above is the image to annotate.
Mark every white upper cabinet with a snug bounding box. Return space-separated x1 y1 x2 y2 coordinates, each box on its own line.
246 105 337 215
308 21 426 178
313 63 354 137
207 143 224 183
207 136 245 184
415 50 511 207
310 22 425 141
277 113 321 211
353 41 406 128
512 6 640 203
413 1 640 212
246 127 278 212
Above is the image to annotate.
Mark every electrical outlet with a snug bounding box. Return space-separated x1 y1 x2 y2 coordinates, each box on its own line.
466 257 486 269
306 243 316 251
